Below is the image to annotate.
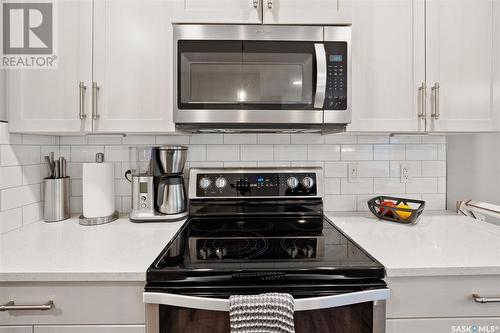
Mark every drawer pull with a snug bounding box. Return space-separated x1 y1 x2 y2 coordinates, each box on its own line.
472 294 500 304
0 300 54 311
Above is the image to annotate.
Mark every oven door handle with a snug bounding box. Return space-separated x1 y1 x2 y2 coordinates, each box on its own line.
313 43 327 109
143 289 390 312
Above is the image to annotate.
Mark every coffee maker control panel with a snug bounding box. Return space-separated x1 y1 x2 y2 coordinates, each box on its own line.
132 176 154 212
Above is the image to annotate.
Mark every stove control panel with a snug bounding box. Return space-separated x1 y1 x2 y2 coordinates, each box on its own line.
194 172 318 197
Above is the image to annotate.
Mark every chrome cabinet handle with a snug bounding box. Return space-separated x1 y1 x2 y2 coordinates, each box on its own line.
92 82 100 120
431 82 440 120
418 83 426 119
473 294 500 303
267 0 272 9
252 0 259 8
0 300 54 311
79 82 87 120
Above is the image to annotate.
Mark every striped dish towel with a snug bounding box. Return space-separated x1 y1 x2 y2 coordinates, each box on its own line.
229 293 295 333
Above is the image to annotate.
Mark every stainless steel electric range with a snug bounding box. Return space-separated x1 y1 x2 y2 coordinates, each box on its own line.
144 168 389 333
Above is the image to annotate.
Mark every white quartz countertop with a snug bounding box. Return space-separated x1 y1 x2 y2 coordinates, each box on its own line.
0 215 185 282
326 212 500 277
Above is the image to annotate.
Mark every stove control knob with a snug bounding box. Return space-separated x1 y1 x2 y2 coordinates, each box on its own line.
286 177 299 189
302 176 315 189
215 248 227 260
199 177 212 190
303 246 314 258
287 246 299 259
199 248 211 260
215 177 227 189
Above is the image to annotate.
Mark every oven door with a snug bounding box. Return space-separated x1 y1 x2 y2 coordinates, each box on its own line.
144 289 389 333
173 25 326 125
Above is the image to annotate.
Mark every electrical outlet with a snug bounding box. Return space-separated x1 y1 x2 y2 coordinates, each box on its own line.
400 164 410 183
348 163 359 183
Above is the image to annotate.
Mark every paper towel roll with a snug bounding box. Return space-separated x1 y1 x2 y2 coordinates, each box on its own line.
82 162 115 218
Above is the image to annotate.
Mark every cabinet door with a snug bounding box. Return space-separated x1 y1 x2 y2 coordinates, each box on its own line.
426 0 496 132
34 326 144 333
6 0 92 133
92 0 174 133
263 0 351 24
0 328 32 333
172 0 261 24
347 0 425 132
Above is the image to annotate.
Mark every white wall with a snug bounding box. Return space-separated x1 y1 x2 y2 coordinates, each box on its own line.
0 70 6 121
447 134 500 221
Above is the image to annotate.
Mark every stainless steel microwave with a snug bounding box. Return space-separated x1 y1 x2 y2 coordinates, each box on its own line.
173 24 351 134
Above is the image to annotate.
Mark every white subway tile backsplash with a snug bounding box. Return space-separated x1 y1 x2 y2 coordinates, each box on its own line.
0 128 449 230
324 134 357 144
406 144 438 160
0 208 23 234
406 177 438 194
1 184 40 210
307 145 340 161
373 144 405 160
22 134 57 145
357 135 389 144
0 166 23 189
373 178 406 194
341 145 372 160
187 145 206 161
1 145 41 166
190 134 223 145
70 146 105 162
223 134 257 144
156 135 190 145
358 161 390 177
325 162 348 178
257 134 290 144
324 178 341 194
422 161 446 177
325 195 357 211
207 145 239 161
22 202 42 226
422 194 446 210
341 178 373 195
291 134 324 144
274 145 307 161
241 145 273 161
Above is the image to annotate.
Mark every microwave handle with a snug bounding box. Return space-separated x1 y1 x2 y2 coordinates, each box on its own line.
143 289 390 312
314 43 327 109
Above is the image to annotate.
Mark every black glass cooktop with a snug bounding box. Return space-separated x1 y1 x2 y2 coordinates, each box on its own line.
146 215 385 291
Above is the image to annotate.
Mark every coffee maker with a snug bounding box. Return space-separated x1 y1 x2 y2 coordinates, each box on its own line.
127 146 188 222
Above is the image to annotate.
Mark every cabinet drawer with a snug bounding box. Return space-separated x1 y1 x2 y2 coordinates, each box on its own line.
0 328 32 333
34 325 144 333
387 275 500 318
0 282 144 326
387 317 500 333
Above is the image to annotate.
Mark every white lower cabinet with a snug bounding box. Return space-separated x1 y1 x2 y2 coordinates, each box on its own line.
34 326 144 333
387 275 500 333
387 318 500 333
0 327 32 333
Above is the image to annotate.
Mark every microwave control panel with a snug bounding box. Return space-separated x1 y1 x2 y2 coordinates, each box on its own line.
324 42 348 111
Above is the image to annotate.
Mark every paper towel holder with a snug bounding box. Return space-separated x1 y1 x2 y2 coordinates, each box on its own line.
79 210 119 226
79 152 119 226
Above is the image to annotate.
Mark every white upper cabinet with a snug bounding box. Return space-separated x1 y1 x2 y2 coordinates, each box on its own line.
426 0 497 132
493 0 500 128
7 0 93 133
348 0 425 132
263 0 351 24
92 0 174 133
171 0 262 24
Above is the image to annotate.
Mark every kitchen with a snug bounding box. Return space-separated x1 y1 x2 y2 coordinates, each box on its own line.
1 0 500 332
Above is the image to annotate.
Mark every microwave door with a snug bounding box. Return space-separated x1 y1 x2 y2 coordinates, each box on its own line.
314 43 327 110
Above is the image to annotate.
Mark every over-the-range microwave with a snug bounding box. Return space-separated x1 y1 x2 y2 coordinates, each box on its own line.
173 24 351 134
